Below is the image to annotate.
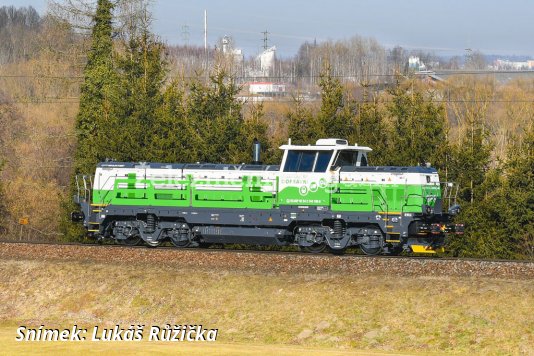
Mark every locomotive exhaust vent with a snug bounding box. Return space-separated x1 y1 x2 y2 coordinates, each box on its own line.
252 138 261 165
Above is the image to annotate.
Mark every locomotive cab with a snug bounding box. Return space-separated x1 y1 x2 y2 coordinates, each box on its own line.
277 139 371 206
280 138 370 172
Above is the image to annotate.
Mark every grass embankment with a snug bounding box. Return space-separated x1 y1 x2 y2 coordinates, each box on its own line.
0 258 532 355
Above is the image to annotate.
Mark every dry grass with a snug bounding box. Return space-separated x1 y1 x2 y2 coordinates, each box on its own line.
0 258 532 355
0 327 420 356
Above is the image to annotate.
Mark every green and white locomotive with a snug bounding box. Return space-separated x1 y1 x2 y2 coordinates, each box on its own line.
72 138 463 255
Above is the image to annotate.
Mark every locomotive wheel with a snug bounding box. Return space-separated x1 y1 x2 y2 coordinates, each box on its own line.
117 235 142 246
170 225 193 248
145 240 162 248
359 225 383 255
360 244 382 255
302 243 328 254
170 235 192 248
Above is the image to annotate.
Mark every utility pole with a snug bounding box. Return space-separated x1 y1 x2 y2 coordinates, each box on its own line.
204 10 208 79
181 24 189 45
262 30 269 50
465 48 472 69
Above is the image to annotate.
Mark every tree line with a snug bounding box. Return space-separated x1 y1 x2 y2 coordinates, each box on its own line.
0 2 532 259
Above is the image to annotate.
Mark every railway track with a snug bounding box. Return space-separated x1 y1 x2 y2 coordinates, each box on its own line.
1 239 533 279
0 238 532 264
0 238 531 264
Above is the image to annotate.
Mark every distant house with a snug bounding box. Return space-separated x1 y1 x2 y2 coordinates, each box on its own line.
409 56 426 71
494 59 532 70
248 82 287 97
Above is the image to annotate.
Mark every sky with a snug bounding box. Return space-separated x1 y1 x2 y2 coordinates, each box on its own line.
5 0 534 58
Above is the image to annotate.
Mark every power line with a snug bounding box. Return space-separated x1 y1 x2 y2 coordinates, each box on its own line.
236 99 534 103
1 71 534 80
5 99 80 104
0 74 84 79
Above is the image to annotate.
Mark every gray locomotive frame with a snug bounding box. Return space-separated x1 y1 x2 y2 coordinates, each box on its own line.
82 201 447 254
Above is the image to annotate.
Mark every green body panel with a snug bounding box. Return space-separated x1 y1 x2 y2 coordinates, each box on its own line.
277 186 331 206
331 183 440 213
93 175 276 209
190 176 275 209
92 174 441 215
93 177 191 207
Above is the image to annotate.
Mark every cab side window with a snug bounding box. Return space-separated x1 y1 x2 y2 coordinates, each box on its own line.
360 153 368 167
283 150 333 172
333 151 358 168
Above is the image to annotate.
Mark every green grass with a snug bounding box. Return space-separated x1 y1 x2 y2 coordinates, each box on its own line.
0 258 532 355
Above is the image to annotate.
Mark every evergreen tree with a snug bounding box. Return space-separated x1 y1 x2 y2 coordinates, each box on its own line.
102 29 167 162
448 123 533 259
501 125 534 259
315 68 354 139
178 71 272 165
237 102 273 164
73 0 116 174
447 168 514 258
287 98 315 145
186 71 245 163
150 80 196 163
386 86 449 169
287 68 354 145
65 0 116 241
350 96 388 165
449 110 493 203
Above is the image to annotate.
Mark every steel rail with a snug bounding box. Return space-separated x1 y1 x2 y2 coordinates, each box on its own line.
0 239 532 264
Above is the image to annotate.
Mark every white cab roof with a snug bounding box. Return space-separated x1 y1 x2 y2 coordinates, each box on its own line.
279 138 372 152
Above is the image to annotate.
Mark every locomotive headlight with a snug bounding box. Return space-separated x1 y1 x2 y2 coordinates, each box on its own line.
425 205 433 215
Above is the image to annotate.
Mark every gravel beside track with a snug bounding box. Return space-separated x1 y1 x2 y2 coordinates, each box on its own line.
1 241 533 279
